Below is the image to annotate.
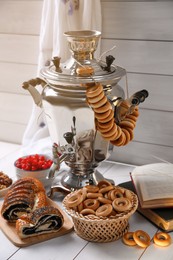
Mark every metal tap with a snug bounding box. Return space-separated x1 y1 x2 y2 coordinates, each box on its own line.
48 117 76 179
110 89 149 123
48 142 75 179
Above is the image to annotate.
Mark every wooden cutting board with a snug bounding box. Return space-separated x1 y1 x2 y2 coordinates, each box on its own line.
0 198 74 247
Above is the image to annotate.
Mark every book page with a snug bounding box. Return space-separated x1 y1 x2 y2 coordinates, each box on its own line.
139 176 173 201
131 163 173 201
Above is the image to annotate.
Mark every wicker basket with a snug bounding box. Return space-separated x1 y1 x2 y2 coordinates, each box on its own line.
63 187 138 243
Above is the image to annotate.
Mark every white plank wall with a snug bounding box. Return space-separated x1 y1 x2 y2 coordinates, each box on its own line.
101 0 173 165
0 0 42 143
0 0 173 166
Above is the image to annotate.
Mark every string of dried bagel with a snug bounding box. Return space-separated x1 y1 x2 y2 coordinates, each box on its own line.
76 66 139 146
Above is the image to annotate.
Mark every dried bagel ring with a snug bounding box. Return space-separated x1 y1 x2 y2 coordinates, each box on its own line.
98 110 114 123
76 66 94 76
95 109 112 120
97 180 113 189
110 189 124 201
86 83 103 98
111 131 126 146
108 126 122 145
97 119 115 133
132 108 139 117
99 185 114 194
77 202 84 212
112 197 132 212
94 101 112 113
125 117 136 127
84 80 140 147
80 187 87 201
119 120 134 130
98 196 112 204
153 232 171 247
80 208 96 215
101 124 117 139
96 204 113 217
66 192 83 208
122 232 137 246
87 90 105 104
126 114 137 122
85 185 99 193
133 230 150 248
83 198 100 211
125 127 134 141
124 189 133 200
87 192 103 199
122 128 131 145
88 95 107 109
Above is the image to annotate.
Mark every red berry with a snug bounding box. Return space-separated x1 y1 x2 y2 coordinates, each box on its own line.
15 154 53 171
31 166 37 171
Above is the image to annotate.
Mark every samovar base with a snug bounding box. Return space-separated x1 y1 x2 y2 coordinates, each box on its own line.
61 168 114 190
48 168 114 198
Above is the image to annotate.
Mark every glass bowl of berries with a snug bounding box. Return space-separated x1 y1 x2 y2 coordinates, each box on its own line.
14 154 54 188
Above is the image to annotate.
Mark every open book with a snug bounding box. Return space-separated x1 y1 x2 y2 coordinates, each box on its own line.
130 163 173 209
119 181 173 231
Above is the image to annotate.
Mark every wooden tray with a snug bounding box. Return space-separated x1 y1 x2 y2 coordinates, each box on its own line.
0 198 74 247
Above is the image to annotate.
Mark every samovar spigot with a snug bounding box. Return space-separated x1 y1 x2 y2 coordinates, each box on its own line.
48 142 75 179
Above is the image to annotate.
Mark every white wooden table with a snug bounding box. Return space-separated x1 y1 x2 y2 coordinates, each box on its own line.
0 142 173 260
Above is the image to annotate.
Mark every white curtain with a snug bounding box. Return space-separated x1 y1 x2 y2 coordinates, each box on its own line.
22 0 102 155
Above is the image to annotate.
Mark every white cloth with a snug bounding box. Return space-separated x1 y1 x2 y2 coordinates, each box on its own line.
22 0 102 154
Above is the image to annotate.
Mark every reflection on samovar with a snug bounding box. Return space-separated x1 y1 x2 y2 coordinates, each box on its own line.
22 30 148 195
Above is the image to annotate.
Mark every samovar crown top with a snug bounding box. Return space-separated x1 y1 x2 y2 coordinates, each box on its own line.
40 30 126 86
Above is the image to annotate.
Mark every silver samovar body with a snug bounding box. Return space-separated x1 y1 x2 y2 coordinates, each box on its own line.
23 31 148 192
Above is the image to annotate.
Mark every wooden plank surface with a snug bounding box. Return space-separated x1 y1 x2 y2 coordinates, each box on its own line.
109 141 173 165
0 93 33 124
101 0 173 165
0 0 173 162
0 198 73 247
101 39 173 75
119 73 173 111
0 1 42 35
0 122 27 144
134 109 173 146
0 141 20 159
101 1 173 40
0 34 39 64
0 63 38 94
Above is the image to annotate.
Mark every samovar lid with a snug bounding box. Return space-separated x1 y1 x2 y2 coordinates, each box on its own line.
40 30 126 85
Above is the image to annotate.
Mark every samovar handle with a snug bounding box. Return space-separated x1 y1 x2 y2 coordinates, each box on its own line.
22 77 47 107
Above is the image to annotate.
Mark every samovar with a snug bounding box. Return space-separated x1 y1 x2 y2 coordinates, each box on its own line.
22 30 148 195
